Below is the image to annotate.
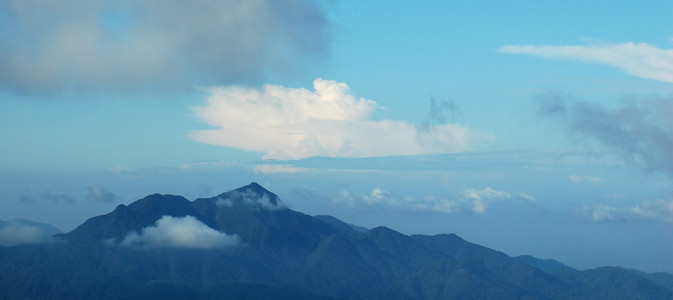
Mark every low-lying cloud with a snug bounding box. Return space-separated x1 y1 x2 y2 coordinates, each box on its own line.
192 79 491 160
578 198 673 224
329 187 522 215
120 215 239 249
0 0 330 95
0 219 61 246
499 42 673 84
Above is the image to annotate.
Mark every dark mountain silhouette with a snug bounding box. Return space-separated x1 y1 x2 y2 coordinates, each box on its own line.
1 182 672 299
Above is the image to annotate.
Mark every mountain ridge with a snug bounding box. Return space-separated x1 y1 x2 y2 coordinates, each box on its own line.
1 182 672 299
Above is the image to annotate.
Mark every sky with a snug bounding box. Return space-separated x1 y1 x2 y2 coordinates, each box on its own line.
1 0 673 273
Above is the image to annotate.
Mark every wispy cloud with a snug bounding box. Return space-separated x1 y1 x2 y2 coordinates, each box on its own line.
192 79 491 160
19 191 75 205
499 42 673 84
539 95 673 175
86 185 118 202
0 0 330 95
120 216 240 249
578 199 673 224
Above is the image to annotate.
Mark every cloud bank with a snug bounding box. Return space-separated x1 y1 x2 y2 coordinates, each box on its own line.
499 42 673 84
330 187 521 215
192 79 491 160
0 0 330 95
579 199 673 224
120 216 239 249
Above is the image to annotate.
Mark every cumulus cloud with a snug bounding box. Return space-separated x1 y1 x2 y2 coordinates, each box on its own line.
539 95 673 175
578 199 673 224
191 79 491 160
87 185 118 202
216 190 286 211
120 215 239 249
329 187 519 215
499 42 673 84
0 219 61 246
0 0 330 95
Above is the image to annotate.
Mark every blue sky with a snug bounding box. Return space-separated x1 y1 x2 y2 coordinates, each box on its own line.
1 0 673 272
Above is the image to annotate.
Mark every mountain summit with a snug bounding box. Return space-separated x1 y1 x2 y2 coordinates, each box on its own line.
214 182 285 211
2 183 672 299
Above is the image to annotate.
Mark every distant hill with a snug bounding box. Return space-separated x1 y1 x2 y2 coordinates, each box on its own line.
1 182 671 299
0 218 62 246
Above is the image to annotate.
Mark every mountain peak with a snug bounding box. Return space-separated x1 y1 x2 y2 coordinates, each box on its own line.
216 182 286 211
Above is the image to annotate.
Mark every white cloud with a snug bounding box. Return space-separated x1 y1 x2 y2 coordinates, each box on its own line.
254 164 310 174
120 216 239 249
463 187 512 214
499 42 673 84
579 199 673 223
569 174 603 184
191 79 491 160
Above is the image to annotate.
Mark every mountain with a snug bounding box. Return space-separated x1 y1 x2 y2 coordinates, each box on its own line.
1 182 672 299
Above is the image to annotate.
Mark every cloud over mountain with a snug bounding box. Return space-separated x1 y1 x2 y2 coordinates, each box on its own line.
120 216 240 249
0 0 330 95
192 79 491 160
216 190 286 211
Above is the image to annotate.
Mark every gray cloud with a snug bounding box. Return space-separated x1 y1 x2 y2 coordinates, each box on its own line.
86 185 118 202
539 94 673 175
425 98 463 126
0 0 330 95
120 215 240 249
19 191 76 204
